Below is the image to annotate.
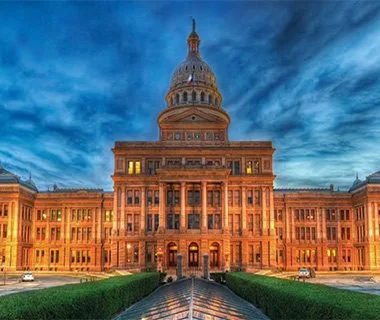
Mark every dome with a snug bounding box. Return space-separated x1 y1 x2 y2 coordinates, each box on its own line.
170 54 217 90
166 19 222 109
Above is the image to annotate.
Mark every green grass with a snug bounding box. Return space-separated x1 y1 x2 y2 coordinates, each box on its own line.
226 272 380 320
0 272 159 320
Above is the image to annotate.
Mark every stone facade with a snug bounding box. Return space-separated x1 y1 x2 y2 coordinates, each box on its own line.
1 22 380 273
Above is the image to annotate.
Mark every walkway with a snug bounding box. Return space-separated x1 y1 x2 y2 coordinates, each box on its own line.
116 278 269 320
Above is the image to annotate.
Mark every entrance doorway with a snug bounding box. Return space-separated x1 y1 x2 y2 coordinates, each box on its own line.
188 242 199 267
210 242 219 268
168 242 177 267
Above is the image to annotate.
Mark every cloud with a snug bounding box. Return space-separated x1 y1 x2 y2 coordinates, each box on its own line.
0 1 379 190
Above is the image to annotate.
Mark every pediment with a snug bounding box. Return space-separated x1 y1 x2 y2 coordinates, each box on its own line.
163 108 225 124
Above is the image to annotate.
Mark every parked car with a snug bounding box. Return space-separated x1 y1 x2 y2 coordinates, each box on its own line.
298 268 310 279
21 272 34 282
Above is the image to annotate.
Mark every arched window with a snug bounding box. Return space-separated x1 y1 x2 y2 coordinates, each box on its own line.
175 94 179 104
215 98 218 106
200 92 205 102
209 94 213 104
192 91 196 102
170 96 173 106
183 92 188 102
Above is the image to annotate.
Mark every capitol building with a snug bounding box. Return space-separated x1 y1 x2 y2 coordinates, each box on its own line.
1 21 380 273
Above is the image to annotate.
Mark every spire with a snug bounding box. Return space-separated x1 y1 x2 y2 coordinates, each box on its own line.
187 18 200 56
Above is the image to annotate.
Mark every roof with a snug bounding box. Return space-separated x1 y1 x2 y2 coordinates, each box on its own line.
0 166 38 192
274 188 333 193
349 171 380 192
42 186 103 194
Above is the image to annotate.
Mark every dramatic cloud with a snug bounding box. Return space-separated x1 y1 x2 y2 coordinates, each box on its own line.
0 1 379 190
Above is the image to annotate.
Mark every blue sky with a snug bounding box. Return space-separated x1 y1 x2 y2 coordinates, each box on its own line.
0 1 379 191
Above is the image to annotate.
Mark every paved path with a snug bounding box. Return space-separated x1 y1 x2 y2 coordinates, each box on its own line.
116 278 269 320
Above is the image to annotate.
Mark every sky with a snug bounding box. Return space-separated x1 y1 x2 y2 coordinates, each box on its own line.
0 1 379 191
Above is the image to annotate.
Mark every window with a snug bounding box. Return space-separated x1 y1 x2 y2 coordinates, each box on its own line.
135 161 141 174
188 189 200 206
127 161 141 175
147 214 152 232
147 160 160 175
246 161 252 174
154 191 159 205
192 91 196 101
208 94 213 104
248 214 254 231
254 190 261 205
134 190 140 204
167 212 180 230
176 94 179 104
188 213 200 229
247 190 253 205
128 161 134 174
234 190 241 206
127 190 133 205
154 214 159 231
208 214 221 229
167 190 174 205
228 191 232 206
201 92 205 102
127 215 133 232
104 210 113 222
183 91 188 102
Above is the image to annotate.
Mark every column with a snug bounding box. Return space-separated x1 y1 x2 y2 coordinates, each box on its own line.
223 181 229 231
367 203 374 241
290 208 295 242
111 188 119 268
140 186 146 233
120 186 125 236
201 181 207 231
262 187 267 235
316 207 320 242
285 206 290 240
269 187 275 236
241 186 247 232
321 208 327 241
158 183 165 231
375 203 379 240
180 182 186 231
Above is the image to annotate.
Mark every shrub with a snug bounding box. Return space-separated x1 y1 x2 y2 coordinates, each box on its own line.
210 272 226 284
226 272 380 320
167 276 173 283
0 272 159 320
159 272 167 284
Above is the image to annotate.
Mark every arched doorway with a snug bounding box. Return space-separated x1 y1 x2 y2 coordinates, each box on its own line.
167 242 177 267
188 242 199 267
210 242 219 268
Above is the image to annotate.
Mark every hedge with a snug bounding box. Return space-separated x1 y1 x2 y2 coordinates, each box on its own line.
226 272 380 320
0 272 159 320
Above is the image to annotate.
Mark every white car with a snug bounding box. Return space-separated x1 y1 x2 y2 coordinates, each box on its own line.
298 268 310 279
21 272 35 282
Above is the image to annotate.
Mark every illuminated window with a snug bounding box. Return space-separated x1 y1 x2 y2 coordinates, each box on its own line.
128 161 134 174
135 161 141 174
246 161 252 174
